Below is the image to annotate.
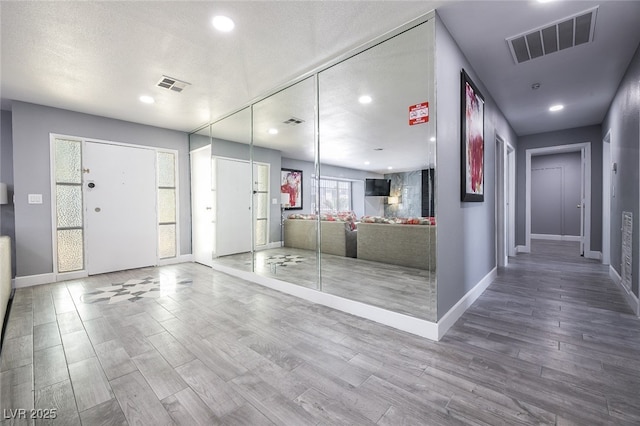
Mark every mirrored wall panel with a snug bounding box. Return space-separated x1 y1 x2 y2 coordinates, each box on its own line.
188 18 437 322
318 21 436 320
251 77 319 290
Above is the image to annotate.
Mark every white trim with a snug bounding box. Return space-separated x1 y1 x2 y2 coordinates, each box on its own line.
14 273 56 288
516 245 530 254
436 267 497 340
256 242 282 251
158 254 193 266
602 129 611 265
525 143 591 257
610 265 640 316
585 251 601 261
211 263 440 341
531 234 581 242
507 143 516 257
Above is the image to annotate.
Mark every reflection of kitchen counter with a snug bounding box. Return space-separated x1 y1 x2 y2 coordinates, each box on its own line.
357 222 435 271
284 219 356 257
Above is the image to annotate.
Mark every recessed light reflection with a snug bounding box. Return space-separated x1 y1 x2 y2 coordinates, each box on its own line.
212 15 235 32
364 161 370 165
359 95 372 104
430 137 436 142
268 128 278 135
549 104 564 112
387 166 393 170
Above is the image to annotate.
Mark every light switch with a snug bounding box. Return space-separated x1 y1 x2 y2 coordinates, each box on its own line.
28 194 43 204
272 198 277 205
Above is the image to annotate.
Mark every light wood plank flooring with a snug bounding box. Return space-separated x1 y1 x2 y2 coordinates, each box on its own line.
212 247 436 321
1 240 639 425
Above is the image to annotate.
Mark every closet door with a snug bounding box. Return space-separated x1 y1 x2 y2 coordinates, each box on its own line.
191 145 213 266
214 158 252 257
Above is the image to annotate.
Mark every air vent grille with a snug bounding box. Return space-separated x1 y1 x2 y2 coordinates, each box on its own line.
156 75 191 93
506 6 598 64
283 117 305 125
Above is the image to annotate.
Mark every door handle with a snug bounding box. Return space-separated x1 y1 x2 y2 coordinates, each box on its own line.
577 204 582 208
205 207 212 210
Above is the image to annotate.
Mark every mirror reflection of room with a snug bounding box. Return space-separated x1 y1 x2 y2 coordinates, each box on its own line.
189 20 437 322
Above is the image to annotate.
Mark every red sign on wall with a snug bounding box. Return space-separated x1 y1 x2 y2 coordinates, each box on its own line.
409 102 429 125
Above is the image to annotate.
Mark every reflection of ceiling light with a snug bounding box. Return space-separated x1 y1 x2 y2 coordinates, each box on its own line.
212 15 235 32
364 161 370 165
430 137 436 142
268 128 278 135
139 95 155 104
549 104 564 112
387 166 393 170
359 95 372 104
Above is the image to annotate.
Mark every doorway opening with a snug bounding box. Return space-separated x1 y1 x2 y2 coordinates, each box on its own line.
525 142 593 258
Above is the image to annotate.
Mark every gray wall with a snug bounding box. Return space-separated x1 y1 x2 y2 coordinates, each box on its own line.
11 101 191 277
515 125 603 251
435 14 519 320
0 110 16 277
531 152 582 237
602 42 640 298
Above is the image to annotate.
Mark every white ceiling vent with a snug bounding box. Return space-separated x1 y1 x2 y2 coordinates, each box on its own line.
506 6 598 64
283 117 305 125
156 75 191 93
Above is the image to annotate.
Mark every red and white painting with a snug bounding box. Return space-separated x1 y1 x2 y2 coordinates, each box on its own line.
461 69 485 202
281 169 303 209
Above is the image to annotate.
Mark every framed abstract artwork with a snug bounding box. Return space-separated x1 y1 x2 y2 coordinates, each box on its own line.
461 69 485 202
280 168 303 209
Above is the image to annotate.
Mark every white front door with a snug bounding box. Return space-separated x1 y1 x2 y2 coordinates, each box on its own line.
84 142 157 275
215 158 252 257
191 146 213 266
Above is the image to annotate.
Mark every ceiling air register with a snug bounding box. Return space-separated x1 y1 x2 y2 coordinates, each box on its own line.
506 6 598 64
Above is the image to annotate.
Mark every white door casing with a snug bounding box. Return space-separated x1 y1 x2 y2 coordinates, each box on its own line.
191 146 214 266
84 142 157 275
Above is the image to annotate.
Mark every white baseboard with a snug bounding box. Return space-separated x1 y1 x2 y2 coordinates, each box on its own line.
436 267 498 340
14 273 55 288
158 254 194 266
211 263 440 341
516 245 530 253
531 234 581 242
585 251 602 261
610 265 640 316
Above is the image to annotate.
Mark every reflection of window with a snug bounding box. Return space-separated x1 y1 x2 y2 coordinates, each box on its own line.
319 179 351 213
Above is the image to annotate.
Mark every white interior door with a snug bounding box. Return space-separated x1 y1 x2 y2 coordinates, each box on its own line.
84 142 157 275
191 146 213 266
215 158 252 257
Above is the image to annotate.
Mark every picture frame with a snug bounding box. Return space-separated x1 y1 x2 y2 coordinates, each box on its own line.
460 69 485 202
280 168 303 209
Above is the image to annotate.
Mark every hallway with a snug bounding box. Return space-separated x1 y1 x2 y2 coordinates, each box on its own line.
1 241 639 424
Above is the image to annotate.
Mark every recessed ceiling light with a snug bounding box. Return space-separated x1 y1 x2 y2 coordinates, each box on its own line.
549 104 564 112
359 95 372 104
430 137 436 142
387 166 393 170
139 95 155 104
364 161 370 165
212 15 235 32
268 128 278 135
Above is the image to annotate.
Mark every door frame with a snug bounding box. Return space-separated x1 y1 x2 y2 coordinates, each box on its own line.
525 142 593 257
602 130 611 265
49 133 180 280
495 136 516 267
190 144 213 266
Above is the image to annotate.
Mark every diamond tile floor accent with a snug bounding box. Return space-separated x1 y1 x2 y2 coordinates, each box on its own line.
80 277 192 304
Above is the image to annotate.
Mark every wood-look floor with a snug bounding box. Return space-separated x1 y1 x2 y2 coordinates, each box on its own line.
212 247 437 321
1 240 639 425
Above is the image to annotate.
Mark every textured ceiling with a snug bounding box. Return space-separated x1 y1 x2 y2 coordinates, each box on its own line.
2 1 640 172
